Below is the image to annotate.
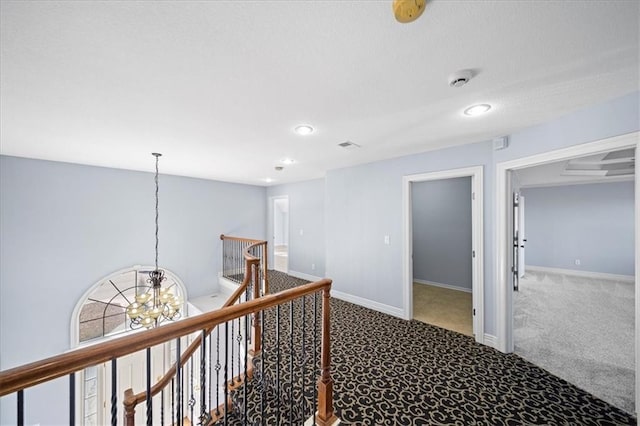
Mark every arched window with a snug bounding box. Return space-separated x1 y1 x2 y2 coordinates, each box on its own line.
72 265 187 345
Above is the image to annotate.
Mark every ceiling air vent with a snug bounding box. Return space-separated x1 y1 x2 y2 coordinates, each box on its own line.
338 141 361 150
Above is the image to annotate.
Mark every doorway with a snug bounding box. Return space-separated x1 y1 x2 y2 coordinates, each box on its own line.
271 196 289 273
402 166 484 343
495 131 639 414
411 176 473 336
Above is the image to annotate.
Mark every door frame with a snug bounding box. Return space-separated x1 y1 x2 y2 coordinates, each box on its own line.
495 131 639 410
267 195 289 273
402 165 484 344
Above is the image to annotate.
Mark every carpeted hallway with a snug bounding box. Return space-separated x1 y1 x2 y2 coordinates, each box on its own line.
229 271 636 425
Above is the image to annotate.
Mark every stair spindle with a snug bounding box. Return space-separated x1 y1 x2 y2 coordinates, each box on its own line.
289 300 294 424
276 304 281 425
200 330 208 424
260 308 265 426
69 373 75 426
189 356 194 423
111 359 117 426
215 326 221 416
302 295 307 419
313 291 318 425
145 348 152 426
224 322 229 426
17 389 24 426
176 337 182 426
244 311 249 422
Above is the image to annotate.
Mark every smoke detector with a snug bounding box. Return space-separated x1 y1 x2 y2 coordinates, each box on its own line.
448 70 473 88
275 166 284 171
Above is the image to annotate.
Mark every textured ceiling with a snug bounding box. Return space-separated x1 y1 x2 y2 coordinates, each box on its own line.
1 0 639 185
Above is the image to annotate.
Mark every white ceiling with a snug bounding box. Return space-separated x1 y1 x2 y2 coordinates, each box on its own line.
515 148 636 188
1 1 638 186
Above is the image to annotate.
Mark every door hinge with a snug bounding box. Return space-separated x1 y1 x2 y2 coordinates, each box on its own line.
472 250 475 258
472 192 475 200
473 308 476 316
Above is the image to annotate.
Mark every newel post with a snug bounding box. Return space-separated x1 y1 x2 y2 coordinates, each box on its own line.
123 389 136 426
251 263 262 356
316 287 338 425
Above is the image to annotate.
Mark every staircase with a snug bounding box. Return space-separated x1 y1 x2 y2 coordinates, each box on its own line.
0 235 338 426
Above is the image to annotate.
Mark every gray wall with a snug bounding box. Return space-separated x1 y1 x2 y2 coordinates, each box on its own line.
325 140 494 317
412 177 472 289
325 90 638 334
0 156 265 425
522 182 635 276
266 179 325 277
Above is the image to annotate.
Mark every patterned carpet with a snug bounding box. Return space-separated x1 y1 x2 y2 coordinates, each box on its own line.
221 271 636 425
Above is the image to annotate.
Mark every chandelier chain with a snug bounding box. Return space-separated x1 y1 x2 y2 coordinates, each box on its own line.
154 153 160 271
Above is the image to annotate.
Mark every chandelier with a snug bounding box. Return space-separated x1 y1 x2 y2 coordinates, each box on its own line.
126 153 182 329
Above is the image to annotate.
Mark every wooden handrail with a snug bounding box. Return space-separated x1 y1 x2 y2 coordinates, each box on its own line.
0 278 332 397
220 234 264 244
123 256 260 411
123 238 264 414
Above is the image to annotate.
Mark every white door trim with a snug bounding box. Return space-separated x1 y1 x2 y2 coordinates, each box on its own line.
268 195 289 273
402 165 484 344
494 130 639 411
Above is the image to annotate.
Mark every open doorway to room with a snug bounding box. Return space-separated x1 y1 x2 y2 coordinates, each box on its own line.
272 196 289 273
511 149 636 414
496 132 639 415
411 176 473 336
403 166 484 343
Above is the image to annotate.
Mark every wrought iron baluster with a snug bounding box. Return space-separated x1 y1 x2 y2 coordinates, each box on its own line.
176 337 182 426
313 291 318 425
161 389 164 426
231 316 235 384
200 330 208 424
189 356 194 423
182 356 186 426
171 378 175 426
146 348 152 426
69 373 75 426
237 317 242 384
289 300 294 424
111 358 117 426
276 304 281 425
215 326 221 416
224 322 229 426
302 295 307 419
244 312 249 422
17 389 24 426
260 308 265 426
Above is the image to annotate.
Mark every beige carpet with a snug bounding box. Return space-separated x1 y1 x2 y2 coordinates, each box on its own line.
413 282 473 336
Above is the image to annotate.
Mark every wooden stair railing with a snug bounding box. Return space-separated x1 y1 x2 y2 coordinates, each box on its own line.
220 234 269 294
124 236 266 424
0 278 336 426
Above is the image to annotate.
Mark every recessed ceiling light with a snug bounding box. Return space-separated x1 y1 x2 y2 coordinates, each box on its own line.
294 125 314 135
264 177 273 183
464 104 492 116
280 158 295 165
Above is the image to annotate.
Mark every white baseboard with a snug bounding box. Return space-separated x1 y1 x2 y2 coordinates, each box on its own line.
331 290 405 319
482 334 498 350
413 279 472 293
288 270 323 282
219 276 239 292
526 265 634 283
